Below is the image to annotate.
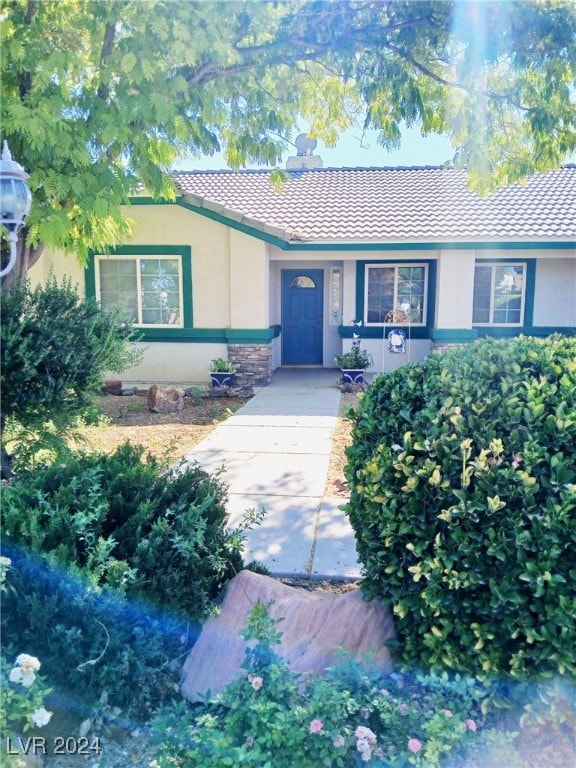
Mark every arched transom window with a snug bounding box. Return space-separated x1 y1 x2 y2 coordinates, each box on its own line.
290 275 316 289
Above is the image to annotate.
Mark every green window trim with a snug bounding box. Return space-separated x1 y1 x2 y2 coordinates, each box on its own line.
86 245 193 335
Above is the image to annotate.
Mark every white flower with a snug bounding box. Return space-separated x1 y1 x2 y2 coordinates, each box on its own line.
32 708 52 728
21 670 37 687
16 654 41 672
9 666 24 684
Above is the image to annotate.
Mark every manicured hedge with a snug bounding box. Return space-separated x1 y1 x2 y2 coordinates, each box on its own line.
345 335 576 681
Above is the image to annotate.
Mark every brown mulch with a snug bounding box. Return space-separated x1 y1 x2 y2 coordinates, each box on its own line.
74 390 243 464
324 390 359 498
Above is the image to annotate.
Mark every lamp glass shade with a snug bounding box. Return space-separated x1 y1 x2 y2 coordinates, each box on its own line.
0 176 32 226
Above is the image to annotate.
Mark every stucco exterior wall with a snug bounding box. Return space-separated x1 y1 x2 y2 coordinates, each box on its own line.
127 204 231 327
533 257 576 327
435 250 475 328
120 342 227 385
27 248 86 294
230 229 268 328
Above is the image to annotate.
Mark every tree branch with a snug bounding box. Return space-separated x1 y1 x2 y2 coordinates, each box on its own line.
97 21 117 100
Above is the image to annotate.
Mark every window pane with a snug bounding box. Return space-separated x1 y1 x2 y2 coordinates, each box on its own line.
473 266 491 323
397 266 425 323
367 267 394 323
493 266 524 324
290 276 315 288
330 268 341 325
140 258 181 325
99 260 138 322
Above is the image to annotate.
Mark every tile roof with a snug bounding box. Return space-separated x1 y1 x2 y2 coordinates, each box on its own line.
173 165 576 244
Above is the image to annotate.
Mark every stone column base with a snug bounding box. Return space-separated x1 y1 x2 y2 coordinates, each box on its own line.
228 343 272 387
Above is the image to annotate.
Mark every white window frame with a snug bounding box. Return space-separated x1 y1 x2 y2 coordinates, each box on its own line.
364 263 428 326
95 254 184 328
473 262 527 326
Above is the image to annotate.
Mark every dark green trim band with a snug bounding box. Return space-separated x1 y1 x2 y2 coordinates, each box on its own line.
226 326 280 343
278 240 576 253
474 327 576 339
338 325 431 341
129 196 181 206
177 200 290 249
430 329 479 344
132 326 280 344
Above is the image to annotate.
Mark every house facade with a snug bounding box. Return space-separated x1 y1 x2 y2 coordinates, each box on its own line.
30 163 576 386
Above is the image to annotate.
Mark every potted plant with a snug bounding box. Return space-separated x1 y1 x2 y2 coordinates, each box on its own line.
209 357 236 387
335 323 373 384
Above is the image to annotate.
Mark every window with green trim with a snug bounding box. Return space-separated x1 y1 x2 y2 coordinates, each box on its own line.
365 264 428 325
473 263 526 325
95 254 183 327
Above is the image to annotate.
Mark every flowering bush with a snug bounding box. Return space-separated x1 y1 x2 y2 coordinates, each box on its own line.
151 603 489 767
1 559 53 767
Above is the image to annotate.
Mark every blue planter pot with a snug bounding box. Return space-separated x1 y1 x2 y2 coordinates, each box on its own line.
210 371 236 387
340 368 365 384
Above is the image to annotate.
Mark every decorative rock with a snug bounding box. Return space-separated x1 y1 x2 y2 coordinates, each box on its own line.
147 384 185 413
121 387 137 396
103 380 122 395
207 386 228 397
181 570 395 703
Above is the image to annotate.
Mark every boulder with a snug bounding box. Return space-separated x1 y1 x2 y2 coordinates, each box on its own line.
147 384 185 413
103 379 122 395
181 570 395 702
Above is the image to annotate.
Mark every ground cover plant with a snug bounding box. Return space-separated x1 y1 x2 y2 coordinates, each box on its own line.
344 335 576 688
0 444 249 718
151 603 506 768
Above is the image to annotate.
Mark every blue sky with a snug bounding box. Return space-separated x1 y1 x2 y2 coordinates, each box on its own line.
175 123 455 171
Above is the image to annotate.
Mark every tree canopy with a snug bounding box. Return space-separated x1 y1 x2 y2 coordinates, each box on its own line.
1 0 575 279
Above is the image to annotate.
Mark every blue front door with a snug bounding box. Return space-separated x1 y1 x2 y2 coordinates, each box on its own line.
282 270 323 364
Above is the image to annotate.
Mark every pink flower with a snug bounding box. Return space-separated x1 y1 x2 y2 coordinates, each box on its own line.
408 738 423 754
466 719 477 732
309 719 324 734
333 735 345 748
250 676 263 691
355 726 377 745
443 709 453 717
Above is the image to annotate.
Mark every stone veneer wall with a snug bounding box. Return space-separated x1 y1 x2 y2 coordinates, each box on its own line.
227 343 273 388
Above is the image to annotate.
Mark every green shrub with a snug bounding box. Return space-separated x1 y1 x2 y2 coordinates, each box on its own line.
0 275 142 477
1 444 246 716
345 335 576 682
1 544 189 719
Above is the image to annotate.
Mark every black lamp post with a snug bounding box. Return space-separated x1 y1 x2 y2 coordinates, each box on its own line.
0 141 32 278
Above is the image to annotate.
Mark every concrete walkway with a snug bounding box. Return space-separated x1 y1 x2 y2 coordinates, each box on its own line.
182 368 361 579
